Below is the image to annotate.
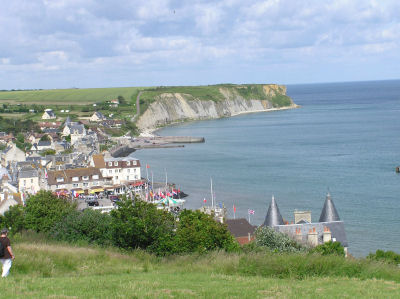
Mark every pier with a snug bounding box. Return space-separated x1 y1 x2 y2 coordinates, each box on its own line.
110 135 204 157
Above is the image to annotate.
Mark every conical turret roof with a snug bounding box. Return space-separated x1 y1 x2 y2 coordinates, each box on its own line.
263 195 284 227
319 192 340 222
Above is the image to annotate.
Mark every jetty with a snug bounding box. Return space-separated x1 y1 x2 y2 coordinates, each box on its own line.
110 136 205 157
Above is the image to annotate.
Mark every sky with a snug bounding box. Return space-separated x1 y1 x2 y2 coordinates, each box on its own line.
1 0 400 89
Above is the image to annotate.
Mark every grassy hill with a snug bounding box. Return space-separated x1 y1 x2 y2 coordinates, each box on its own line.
1 233 399 298
0 87 143 105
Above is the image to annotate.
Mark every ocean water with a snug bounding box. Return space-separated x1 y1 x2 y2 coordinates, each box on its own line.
133 80 400 257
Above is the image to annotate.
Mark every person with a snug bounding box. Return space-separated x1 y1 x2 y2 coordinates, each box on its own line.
0 228 15 278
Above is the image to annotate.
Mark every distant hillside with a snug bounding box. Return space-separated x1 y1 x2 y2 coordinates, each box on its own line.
3 234 400 298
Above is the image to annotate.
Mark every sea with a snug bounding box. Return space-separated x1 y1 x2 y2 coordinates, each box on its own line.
133 80 400 257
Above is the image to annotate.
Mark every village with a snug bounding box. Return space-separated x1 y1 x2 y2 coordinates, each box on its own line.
0 105 348 254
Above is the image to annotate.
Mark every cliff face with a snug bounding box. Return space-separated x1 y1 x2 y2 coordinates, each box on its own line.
136 84 295 132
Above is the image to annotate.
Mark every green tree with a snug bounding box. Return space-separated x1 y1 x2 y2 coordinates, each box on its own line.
24 191 76 233
174 210 239 254
117 95 127 105
110 197 175 254
311 241 345 257
39 134 50 141
51 209 112 245
1 204 25 234
40 149 56 156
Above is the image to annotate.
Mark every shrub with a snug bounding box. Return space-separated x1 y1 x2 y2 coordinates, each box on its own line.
173 209 239 254
110 197 175 254
311 241 345 257
24 191 76 233
368 250 400 265
50 209 112 246
255 226 304 253
1 204 25 234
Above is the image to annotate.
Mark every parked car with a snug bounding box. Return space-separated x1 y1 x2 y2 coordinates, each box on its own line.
87 200 99 207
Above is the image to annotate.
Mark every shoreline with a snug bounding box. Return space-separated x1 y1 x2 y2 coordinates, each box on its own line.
139 104 300 137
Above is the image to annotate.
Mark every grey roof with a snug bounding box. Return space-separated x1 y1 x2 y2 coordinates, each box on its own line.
70 124 85 134
274 221 348 247
226 218 257 237
38 140 52 146
18 169 38 179
64 116 71 126
94 111 105 119
263 196 284 227
319 193 341 222
43 128 59 133
45 110 56 117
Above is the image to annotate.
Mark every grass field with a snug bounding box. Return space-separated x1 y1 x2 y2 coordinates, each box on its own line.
0 87 144 105
1 233 399 298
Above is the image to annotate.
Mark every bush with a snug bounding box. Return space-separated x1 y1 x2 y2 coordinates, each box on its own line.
173 210 239 254
1 204 25 234
255 226 304 253
368 250 400 265
24 191 76 233
110 197 175 254
50 209 112 246
311 241 345 257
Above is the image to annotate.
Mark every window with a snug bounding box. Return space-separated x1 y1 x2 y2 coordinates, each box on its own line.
114 161 118 166
73 183 79 187
31 179 33 183
56 177 64 183
134 169 137 173
92 181 98 186
82 176 89 181
23 179 26 186
127 169 130 173
93 175 99 180
126 161 130 166
108 162 112 166
132 161 137 166
115 176 118 180
72 177 79 182
108 169 112 174
127 176 129 180
83 183 88 187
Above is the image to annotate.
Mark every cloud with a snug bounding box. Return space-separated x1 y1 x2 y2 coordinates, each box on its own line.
0 0 399 88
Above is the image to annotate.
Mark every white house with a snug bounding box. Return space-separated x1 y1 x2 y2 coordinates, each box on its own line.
91 154 142 194
90 111 106 122
42 109 56 120
1 144 25 167
18 169 40 194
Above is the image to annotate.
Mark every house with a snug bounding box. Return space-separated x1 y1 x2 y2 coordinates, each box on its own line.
46 167 108 196
262 194 348 255
109 99 119 107
54 141 71 153
90 111 106 122
42 109 56 120
226 218 257 245
39 122 62 130
37 140 54 151
1 144 25 167
18 168 40 194
91 154 142 194
0 132 14 144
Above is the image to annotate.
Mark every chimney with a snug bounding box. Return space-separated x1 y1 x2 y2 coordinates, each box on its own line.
323 226 332 243
308 227 318 247
295 228 302 243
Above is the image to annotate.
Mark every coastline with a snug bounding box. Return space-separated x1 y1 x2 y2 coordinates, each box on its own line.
139 104 300 137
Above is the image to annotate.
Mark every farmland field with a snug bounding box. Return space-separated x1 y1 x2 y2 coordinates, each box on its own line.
0 87 144 105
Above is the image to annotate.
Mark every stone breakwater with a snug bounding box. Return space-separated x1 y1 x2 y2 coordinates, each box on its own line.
136 85 297 133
